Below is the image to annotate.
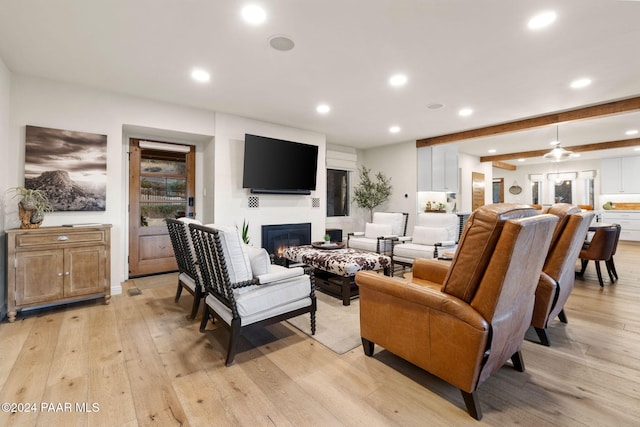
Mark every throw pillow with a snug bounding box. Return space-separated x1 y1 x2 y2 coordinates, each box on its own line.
412 226 449 245
364 222 393 238
244 245 271 277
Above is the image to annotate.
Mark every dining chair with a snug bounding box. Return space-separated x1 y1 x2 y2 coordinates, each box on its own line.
578 225 618 287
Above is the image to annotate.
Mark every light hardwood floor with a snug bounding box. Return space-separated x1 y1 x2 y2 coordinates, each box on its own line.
1 242 640 426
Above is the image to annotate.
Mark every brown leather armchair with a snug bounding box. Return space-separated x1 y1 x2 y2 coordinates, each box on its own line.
531 204 594 346
355 204 558 420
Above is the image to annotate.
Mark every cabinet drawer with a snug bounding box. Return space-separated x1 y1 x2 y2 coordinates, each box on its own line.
601 212 640 220
615 220 640 231
619 229 640 242
15 230 106 248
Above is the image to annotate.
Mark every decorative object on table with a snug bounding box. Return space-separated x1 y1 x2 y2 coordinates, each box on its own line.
6 186 53 229
25 125 107 211
352 166 392 221
424 201 446 212
602 201 615 210
324 233 331 243
311 241 345 250
508 181 522 195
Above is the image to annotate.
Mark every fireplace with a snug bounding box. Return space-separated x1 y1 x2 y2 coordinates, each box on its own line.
262 223 311 265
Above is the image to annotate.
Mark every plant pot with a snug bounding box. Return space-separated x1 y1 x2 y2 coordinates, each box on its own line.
18 203 42 229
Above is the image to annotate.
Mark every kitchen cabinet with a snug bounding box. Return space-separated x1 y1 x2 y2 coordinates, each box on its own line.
600 157 640 194
600 211 640 242
417 146 458 192
6 225 111 322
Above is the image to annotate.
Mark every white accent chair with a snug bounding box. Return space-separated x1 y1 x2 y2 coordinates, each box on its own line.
347 212 409 254
391 212 460 269
166 217 204 319
189 223 316 366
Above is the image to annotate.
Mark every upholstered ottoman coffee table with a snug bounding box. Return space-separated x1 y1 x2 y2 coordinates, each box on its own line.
283 245 391 306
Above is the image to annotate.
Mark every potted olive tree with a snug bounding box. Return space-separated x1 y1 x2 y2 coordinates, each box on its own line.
7 186 54 229
352 166 392 222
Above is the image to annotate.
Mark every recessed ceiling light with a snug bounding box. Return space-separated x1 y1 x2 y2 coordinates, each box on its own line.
389 126 400 134
528 11 557 30
458 108 473 117
191 68 210 82
389 74 408 87
316 104 330 114
570 78 592 89
488 149 496 153
626 129 639 136
242 5 266 24
269 35 295 51
427 103 445 110
518 158 526 162
635 147 640 151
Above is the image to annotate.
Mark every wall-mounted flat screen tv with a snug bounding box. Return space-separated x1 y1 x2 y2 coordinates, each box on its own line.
242 134 319 195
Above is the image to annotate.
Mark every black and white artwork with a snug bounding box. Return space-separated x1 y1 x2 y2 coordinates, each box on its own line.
25 125 107 211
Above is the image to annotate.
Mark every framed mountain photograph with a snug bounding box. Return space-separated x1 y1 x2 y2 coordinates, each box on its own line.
25 125 107 211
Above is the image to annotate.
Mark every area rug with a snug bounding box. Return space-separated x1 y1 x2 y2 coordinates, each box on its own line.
286 291 361 355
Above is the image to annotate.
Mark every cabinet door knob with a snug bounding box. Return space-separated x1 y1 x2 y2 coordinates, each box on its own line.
57 235 69 241
58 273 63 277
65 272 70 276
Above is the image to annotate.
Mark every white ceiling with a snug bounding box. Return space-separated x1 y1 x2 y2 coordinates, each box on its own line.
1 0 640 162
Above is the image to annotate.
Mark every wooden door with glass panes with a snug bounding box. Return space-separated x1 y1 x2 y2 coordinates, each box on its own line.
128 139 195 277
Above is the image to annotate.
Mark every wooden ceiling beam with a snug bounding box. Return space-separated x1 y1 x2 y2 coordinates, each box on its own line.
492 161 517 170
481 138 640 163
416 96 640 147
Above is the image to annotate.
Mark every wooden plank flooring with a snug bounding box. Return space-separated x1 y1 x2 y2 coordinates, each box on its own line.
1 242 640 426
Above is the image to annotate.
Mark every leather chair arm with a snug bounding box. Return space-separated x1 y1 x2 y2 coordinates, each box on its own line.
412 258 451 285
532 271 557 329
356 271 487 329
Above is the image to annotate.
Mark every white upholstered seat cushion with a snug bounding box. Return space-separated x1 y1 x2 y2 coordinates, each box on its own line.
178 272 197 291
393 243 438 262
205 274 312 326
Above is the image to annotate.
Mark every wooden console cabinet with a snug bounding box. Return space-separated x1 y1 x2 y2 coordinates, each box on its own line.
6 225 112 322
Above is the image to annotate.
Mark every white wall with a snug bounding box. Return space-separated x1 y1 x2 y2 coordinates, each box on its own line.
212 113 327 245
458 152 493 212
7 74 215 292
0 57 10 319
359 140 417 232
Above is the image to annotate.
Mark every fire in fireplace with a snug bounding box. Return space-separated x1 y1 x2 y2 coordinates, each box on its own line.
262 223 311 265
